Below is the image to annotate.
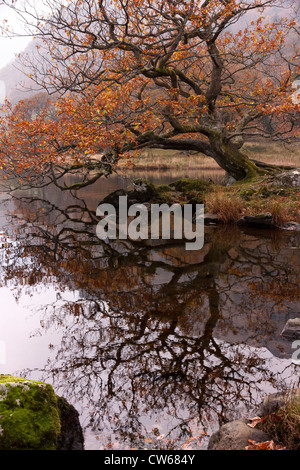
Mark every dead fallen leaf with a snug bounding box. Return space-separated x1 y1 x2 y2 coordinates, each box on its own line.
247 416 267 428
245 439 286 450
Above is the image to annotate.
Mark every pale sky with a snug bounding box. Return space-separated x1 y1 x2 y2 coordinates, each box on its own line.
0 4 33 70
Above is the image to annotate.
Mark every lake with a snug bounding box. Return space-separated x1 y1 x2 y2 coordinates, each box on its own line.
0 168 299 450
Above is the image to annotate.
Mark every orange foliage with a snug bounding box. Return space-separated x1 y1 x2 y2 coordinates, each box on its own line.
245 439 286 450
0 0 299 177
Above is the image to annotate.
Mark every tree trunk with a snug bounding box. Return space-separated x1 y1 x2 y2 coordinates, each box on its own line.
208 133 262 181
149 133 263 181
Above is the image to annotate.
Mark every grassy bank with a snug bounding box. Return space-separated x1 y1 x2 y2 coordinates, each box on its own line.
117 141 300 171
256 392 300 450
115 142 300 224
205 177 300 224
142 174 300 224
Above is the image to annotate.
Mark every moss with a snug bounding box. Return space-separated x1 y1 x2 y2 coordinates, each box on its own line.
169 178 212 194
0 375 61 450
155 184 181 204
238 188 256 201
153 179 212 205
257 186 272 198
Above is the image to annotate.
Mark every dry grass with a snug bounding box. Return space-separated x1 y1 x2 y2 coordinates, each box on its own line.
265 200 292 226
116 142 300 171
258 394 300 450
204 191 245 224
118 148 217 170
243 141 300 168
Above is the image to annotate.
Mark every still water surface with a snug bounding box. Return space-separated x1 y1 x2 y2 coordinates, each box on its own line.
0 168 299 450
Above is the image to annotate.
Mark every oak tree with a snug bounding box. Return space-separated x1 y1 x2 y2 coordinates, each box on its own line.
1 0 300 182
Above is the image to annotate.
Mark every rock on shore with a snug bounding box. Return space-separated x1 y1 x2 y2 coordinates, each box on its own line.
207 419 271 450
0 375 84 450
208 388 300 450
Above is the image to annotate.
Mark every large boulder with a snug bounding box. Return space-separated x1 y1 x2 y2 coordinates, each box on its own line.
272 169 300 188
0 375 84 450
208 419 271 450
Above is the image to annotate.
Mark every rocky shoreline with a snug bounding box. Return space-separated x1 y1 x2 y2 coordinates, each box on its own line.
0 375 84 450
208 388 300 450
1 374 298 450
100 169 300 232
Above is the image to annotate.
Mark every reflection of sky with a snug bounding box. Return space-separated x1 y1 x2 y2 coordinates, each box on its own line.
0 285 296 450
0 286 57 375
0 80 5 103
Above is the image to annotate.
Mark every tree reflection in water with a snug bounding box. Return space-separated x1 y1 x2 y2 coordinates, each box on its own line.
0 188 299 449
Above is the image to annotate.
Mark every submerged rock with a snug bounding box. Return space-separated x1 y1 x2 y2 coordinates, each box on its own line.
280 318 300 340
0 375 84 450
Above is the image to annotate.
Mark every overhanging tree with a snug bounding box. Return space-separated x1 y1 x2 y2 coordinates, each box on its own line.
1 0 300 182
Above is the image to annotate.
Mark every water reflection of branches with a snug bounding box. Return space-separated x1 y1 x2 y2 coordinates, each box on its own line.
1 192 300 348
25 295 298 449
1 189 299 448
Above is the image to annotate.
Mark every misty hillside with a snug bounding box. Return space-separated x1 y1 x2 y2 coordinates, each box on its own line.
0 4 297 106
0 39 45 105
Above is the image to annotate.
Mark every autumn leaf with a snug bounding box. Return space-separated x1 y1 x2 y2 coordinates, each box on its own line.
247 416 267 428
245 440 286 450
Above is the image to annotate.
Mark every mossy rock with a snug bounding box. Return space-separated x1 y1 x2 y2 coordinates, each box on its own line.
0 375 61 450
169 178 212 194
155 184 182 204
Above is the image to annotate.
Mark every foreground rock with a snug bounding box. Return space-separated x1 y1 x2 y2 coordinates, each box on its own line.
0 375 84 450
208 419 271 450
208 388 300 450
